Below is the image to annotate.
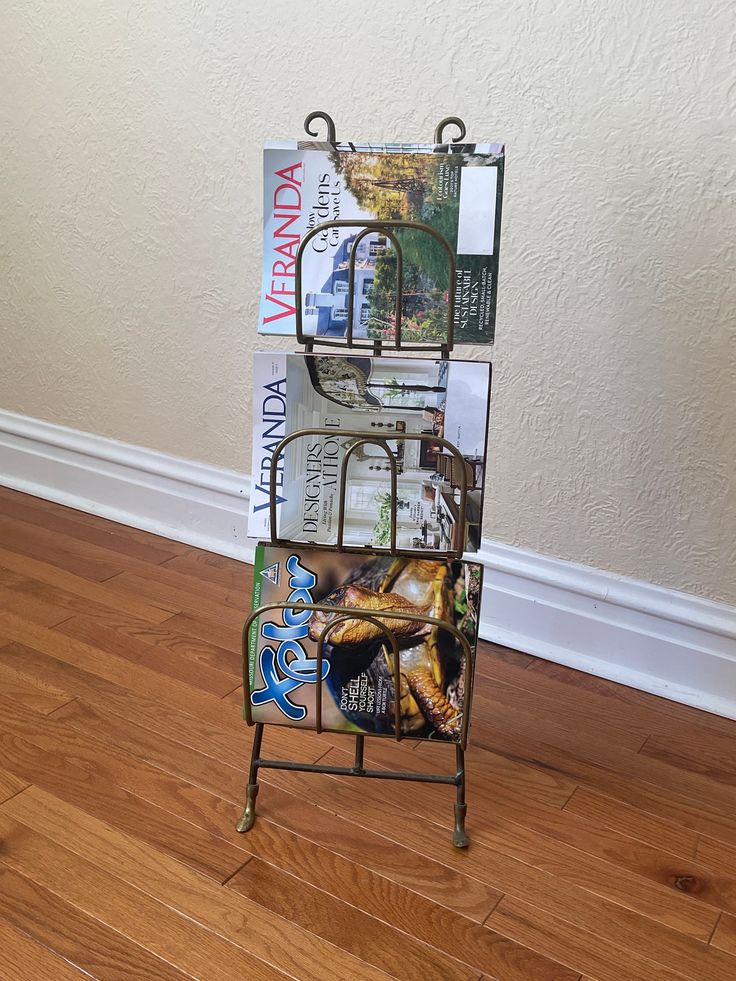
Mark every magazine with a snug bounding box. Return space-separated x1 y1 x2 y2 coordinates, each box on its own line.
248 352 491 552
259 140 504 345
247 544 481 741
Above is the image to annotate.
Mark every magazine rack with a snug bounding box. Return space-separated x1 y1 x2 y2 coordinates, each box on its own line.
236 111 480 848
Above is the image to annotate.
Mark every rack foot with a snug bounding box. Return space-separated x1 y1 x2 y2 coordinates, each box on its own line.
235 783 259 833
452 802 469 848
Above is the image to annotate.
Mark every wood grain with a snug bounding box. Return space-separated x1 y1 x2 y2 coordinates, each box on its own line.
0 583 72 628
4 786 572 981
696 835 736 878
0 514 129 581
0 641 323 772
470 675 646 753
526 656 736 742
56 608 242 675
0 693 249 881
0 865 193 981
464 709 736 824
386 750 729 934
433 716 736 848
0 766 28 805
1 486 736 981
56 615 240 695
320 749 721 940
161 546 251 590
0 614 247 730
640 729 736 787
105 570 246 626
0 545 173 622
162 610 244 654
0 918 90 981
564 785 699 858
262 759 736 981
0 657 72 715
6 575 134 624
0 814 293 981
711 913 736 956
2 787 392 981
227 856 479 981
474 640 536 672
487 897 686 981
0 487 186 565
13 678 503 924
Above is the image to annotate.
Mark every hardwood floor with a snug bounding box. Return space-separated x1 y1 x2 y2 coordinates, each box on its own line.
0 484 735 979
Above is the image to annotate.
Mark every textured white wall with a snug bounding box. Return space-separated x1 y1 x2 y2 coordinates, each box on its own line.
1 0 734 604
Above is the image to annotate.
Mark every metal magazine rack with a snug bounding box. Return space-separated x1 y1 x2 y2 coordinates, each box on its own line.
236 111 480 848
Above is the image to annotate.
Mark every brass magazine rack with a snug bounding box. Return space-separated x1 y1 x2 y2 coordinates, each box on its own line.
236 111 479 848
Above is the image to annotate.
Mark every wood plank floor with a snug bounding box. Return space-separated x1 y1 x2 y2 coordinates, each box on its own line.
0 485 735 979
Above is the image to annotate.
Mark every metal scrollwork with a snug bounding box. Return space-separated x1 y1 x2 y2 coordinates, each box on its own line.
304 110 337 142
433 116 467 144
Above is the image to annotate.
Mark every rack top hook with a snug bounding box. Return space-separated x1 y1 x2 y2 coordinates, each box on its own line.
304 111 337 143
434 116 467 144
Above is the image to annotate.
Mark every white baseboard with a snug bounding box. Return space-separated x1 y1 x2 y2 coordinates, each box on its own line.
477 541 736 720
0 409 255 563
2 408 735 719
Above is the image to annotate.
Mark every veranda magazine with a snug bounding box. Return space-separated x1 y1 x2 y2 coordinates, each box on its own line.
247 352 491 552
259 140 504 344
247 545 481 741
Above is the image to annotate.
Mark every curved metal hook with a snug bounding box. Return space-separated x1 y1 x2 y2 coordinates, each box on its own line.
434 116 467 144
304 111 337 143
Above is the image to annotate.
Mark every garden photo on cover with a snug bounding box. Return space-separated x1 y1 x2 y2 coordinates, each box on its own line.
259 141 503 343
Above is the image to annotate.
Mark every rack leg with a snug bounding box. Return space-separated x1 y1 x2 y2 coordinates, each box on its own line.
235 722 263 834
452 743 470 848
352 734 365 773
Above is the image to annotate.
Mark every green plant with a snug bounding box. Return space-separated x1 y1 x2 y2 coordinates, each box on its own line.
383 377 403 403
371 491 393 545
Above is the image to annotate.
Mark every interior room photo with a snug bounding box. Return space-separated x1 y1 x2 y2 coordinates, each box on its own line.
0 2 734 980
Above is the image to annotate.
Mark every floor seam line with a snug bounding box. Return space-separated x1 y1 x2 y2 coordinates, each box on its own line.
220 854 254 887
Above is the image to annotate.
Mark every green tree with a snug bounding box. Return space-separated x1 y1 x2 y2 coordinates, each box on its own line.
332 152 436 220
331 150 458 334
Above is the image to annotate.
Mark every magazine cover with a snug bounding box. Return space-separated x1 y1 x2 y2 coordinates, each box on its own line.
247 544 481 742
259 140 504 344
248 352 491 552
